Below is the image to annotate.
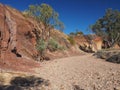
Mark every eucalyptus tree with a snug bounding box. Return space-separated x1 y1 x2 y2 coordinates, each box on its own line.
26 3 64 41
25 3 64 57
91 8 120 48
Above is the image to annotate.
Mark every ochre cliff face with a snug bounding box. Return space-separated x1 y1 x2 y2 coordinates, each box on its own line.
91 37 103 52
74 35 103 52
0 4 38 61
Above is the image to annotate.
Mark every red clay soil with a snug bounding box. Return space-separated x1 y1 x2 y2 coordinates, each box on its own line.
0 4 40 72
0 57 40 73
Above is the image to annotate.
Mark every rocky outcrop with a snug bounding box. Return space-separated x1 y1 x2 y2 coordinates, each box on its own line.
0 4 38 61
106 54 120 64
74 35 102 52
91 36 102 52
0 4 42 72
94 49 120 64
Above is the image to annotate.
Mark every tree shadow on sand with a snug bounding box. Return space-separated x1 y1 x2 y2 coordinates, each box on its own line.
0 76 50 90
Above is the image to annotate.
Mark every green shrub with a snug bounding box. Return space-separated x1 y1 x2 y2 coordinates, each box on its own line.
67 36 75 45
36 39 46 54
48 38 59 51
36 38 65 53
48 38 65 52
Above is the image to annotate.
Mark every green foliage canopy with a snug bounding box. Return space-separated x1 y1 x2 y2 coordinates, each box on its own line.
91 8 120 47
26 3 64 31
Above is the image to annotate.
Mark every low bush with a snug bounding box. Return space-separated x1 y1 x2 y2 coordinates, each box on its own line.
36 39 46 55
48 38 65 52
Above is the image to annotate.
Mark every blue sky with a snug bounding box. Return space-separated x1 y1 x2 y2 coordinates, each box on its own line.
0 0 120 34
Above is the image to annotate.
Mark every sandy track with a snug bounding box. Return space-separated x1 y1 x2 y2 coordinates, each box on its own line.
36 54 120 90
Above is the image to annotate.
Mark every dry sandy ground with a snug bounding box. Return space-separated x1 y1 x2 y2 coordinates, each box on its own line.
35 54 120 90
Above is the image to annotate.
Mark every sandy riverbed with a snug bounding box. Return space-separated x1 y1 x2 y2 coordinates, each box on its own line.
35 54 120 90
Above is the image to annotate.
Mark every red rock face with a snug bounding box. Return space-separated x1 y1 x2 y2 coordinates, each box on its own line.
0 4 38 61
